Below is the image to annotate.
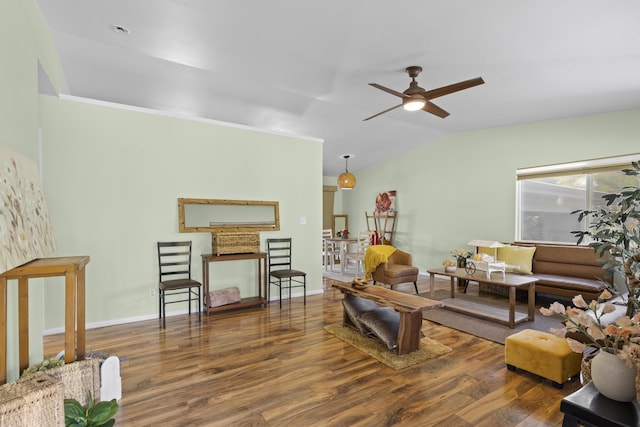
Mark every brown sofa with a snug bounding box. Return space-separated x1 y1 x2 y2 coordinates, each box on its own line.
479 242 612 301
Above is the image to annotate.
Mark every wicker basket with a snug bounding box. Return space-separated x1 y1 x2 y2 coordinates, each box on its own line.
580 347 598 385
45 358 100 406
212 232 260 255
0 372 64 426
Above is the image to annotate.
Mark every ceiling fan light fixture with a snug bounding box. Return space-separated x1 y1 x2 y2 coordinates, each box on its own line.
338 154 356 190
403 95 426 111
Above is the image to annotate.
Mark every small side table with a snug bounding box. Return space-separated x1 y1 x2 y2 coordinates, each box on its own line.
0 256 90 384
560 381 640 427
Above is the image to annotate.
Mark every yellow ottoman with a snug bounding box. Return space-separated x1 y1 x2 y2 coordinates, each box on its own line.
505 329 581 388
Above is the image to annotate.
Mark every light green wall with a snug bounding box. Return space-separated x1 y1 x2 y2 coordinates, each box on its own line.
39 96 323 328
1 0 65 381
340 109 640 272
5 0 640 384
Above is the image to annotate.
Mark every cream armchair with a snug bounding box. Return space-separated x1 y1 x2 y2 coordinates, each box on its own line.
371 249 419 294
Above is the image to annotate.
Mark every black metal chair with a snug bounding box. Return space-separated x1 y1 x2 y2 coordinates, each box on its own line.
157 241 202 328
267 238 306 308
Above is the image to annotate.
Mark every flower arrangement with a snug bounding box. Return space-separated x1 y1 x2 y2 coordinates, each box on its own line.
336 229 349 238
442 259 456 268
540 290 640 367
20 357 65 377
450 249 472 261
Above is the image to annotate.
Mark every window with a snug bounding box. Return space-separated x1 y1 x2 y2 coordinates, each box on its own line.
516 154 640 243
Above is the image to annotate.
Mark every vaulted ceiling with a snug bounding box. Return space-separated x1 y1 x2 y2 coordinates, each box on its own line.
38 1 640 176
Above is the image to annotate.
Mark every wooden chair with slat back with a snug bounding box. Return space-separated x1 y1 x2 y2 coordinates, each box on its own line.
323 228 338 271
157 241 202 328
267 238 306 308
344 231 374 276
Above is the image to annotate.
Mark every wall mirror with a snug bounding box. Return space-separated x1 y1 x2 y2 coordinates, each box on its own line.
333 214 348 235
178 198 280 233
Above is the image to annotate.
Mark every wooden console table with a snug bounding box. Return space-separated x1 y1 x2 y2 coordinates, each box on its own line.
201 253 267 314
332 282 443 354
0 256 90 384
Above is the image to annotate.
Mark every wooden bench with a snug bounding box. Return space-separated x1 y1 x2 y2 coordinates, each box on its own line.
332 282 443 354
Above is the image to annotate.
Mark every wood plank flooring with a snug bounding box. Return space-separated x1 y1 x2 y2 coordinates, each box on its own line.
43 277 581 426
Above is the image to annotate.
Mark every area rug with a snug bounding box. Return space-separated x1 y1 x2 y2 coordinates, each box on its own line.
420 289 564 345
323 323 452 370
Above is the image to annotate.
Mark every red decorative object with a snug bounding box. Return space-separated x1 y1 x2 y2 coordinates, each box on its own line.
375 190 396 213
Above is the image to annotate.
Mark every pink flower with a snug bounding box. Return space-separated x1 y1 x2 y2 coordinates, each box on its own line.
567 338 587 353
549 327 567 338
572 295 588 308
602 303 616 314
539 306 554 316
599 289 613 300
540 302 567 318
542 293 640 366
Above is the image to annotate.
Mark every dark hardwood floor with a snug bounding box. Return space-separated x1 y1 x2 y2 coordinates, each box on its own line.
43 276 581 426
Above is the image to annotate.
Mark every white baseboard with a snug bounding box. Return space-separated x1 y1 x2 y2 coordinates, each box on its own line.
43 289 324 335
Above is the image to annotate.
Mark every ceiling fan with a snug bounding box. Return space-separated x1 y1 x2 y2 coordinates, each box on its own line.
364 66 484 121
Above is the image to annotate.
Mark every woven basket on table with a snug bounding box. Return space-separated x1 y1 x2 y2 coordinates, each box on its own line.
0 372 64 426
44 358 100 406
212 232 260 255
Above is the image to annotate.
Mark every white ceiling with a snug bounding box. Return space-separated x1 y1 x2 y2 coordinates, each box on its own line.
37 0 640 176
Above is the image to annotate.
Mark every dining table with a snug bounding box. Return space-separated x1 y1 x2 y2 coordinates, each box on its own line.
324 237 357 274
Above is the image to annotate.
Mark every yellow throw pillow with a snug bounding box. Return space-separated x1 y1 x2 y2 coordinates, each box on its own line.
478 246 504 261
497 246 536 274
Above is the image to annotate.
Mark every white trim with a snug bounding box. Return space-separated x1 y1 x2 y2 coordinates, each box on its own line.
516 153 640 178
44 313 159 335
57 94 324 144
43 290 325 335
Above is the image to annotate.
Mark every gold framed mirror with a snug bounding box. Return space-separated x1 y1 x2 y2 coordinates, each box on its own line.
178 198 280 233
333 214 348 236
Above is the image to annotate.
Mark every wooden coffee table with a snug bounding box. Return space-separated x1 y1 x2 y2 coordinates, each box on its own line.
427 268 538 329
332 282 443 354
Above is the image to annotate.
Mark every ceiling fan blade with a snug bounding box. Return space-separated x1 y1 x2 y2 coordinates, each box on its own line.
423 77 485 100
423 101 449 118
369 83 409 99
363 104 403 121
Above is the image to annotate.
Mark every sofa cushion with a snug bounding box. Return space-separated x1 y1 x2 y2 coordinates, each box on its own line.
530 244 610 282
384 264 419 279
533 273 607 294
341 295 402 350
498 245 536 274
342 295 379 334
358 307 400 350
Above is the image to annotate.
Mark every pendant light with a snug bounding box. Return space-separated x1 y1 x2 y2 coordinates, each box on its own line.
338 154 356 190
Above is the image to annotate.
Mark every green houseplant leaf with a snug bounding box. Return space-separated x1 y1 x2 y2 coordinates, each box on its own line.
64 393 119 427
87 399 119 426
571 161 640 316
64 399 87 426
